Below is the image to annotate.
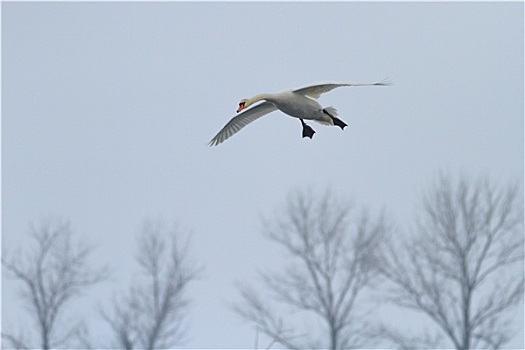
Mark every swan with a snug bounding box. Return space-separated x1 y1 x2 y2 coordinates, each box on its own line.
208 79 391 146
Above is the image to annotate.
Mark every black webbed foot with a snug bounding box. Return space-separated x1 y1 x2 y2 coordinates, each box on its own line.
332 117 348 130
300 119 316 139
302 124 316 139
323 108 348 130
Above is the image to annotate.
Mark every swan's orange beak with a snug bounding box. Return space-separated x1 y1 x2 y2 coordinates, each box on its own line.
237 102 245 113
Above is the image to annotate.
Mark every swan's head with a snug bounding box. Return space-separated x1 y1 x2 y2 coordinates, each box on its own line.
237 98 250 113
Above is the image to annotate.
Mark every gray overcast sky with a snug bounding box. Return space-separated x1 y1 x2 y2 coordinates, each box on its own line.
2 2 523 349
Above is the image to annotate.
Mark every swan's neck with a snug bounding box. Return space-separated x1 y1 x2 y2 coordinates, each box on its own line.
249 93 273 105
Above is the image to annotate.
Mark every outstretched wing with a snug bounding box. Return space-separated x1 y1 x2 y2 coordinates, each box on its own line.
208 102 277 146
293 78 392 99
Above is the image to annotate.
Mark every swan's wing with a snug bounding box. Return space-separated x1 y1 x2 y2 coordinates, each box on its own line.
208 102 277 146
294 79 392 99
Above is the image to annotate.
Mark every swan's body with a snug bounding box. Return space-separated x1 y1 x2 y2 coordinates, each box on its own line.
208 80 390 146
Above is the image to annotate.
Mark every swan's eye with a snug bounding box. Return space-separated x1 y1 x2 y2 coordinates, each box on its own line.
239 102 245 107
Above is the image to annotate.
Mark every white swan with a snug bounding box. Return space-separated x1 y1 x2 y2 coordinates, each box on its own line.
208 79 391 146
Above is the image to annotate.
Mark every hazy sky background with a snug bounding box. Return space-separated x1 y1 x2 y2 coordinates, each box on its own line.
3 2 523 349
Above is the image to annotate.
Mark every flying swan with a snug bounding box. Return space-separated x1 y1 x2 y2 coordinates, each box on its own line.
208 79 391 146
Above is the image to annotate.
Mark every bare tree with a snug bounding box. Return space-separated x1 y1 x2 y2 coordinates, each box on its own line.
373 175 524 349
102 219 202 350
234 189 386 349
2 219 108 350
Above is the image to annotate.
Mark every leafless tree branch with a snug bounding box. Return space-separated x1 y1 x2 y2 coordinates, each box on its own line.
374 175 523 349
2 219 108 350
102 219 202 350
235 188 386 349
